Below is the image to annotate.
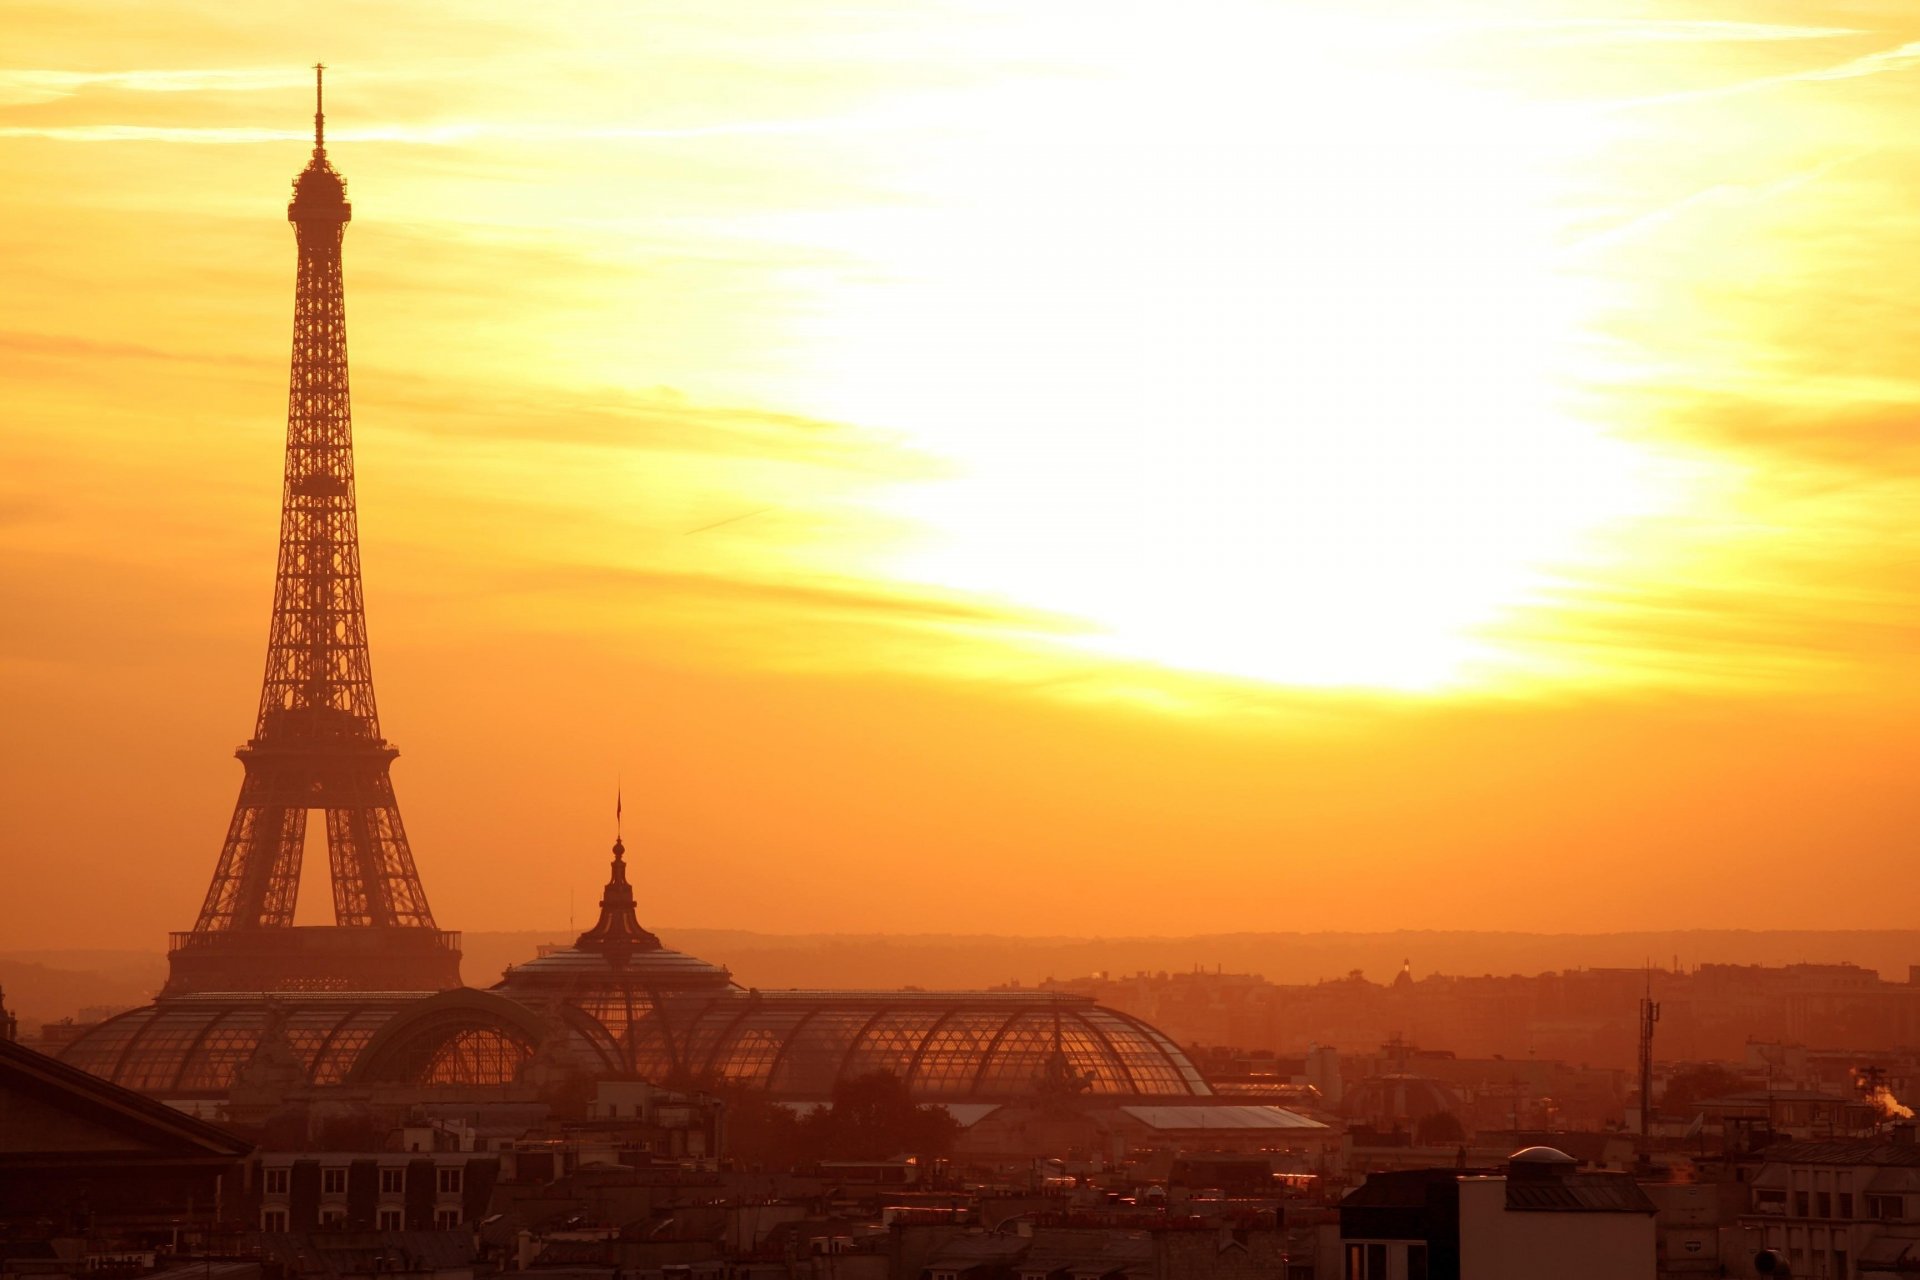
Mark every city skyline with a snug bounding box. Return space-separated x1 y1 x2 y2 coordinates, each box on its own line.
9 0 1920 948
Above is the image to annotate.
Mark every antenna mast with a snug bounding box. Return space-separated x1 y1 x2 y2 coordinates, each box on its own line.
1639 970 1661 1145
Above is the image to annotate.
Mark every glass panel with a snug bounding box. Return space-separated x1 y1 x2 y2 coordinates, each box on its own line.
308 1007 404 1083
1082 1007 1210 1095
911 1013 1005 1098
175 1011 265 1092
628 1009 679 1082
767 1008 879 1098
113 1009 214 1092
976 1012 1059 1097
569 983 656 1052
712 1008 815 1088
59 1008 158 1081
843 1009 947 1084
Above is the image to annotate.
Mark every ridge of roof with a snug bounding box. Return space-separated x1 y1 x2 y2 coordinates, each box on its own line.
0 1036 254 1159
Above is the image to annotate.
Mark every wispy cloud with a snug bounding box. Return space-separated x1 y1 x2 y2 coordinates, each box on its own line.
1617 37 1920 109
1504 19 1861 45
0 67 315 107
510 560 1081 634
0 328 273 370
1564 150 1878 259
0 115 888 146
373 376 939 479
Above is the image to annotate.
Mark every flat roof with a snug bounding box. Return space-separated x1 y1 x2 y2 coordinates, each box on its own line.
1118 1105 1328 1131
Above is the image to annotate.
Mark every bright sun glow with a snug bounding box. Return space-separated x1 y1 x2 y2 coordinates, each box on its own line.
758 8 1673 690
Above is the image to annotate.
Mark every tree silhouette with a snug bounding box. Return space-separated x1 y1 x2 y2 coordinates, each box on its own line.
1661 1064 1744 1118
797 1070 961 1161
1415 1109 1465 1145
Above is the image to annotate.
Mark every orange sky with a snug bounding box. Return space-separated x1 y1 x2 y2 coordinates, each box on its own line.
7 1 1920 952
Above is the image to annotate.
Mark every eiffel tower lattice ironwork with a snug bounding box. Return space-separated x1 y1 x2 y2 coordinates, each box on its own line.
166 68 460 995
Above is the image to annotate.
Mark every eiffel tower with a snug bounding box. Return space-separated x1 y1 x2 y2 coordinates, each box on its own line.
164 69 461 995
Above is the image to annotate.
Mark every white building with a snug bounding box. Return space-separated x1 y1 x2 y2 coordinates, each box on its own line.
1340 1146 1656 1280
1741 1130 1920 1278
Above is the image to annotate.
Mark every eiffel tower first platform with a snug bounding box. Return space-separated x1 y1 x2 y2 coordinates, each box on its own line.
163 68 460 995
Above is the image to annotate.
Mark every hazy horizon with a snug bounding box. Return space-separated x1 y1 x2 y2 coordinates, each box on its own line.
12 925 1920 1034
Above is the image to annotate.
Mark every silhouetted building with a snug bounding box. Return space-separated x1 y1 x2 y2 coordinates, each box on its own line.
0 1036 252 1244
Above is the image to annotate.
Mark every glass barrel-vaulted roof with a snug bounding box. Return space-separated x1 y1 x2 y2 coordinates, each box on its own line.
63 838 1214 1105
58 992 433 1096
492 838 1214 1102
660 991 1213 1101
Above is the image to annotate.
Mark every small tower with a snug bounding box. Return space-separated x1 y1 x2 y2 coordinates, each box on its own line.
1638 973 1661 1140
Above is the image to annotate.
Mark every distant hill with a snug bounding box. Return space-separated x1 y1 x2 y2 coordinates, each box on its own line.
0 950 167 1033
10 929 1920 1028
623 928 1920 992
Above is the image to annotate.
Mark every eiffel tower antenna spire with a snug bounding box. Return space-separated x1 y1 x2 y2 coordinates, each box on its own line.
165 72 459 996
313 62 326 155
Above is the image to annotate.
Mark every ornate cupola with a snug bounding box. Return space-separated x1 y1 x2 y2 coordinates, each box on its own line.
574 836 663 957
494 818 733 996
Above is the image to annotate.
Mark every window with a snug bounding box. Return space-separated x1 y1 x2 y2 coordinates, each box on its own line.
319 1207 344 1228
379 1167 404 1195
1795 1192 1810 1217
321 1166 347 1196
1840 1193 1854 1218
377 1208 404 1231
437 1166 463 1195
1817 1192 1832 1218
1408 1244 1429 1280
264 1168 290 1196
261 1209 288 1232
1345 1244 1389 1280
1868 1195 1904 1220
1754 1189 1786 1215
435 1207 461 1229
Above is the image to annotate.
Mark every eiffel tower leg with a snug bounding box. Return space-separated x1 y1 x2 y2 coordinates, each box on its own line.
322 760 434 929
194 777 306 932
326 797 382 927
361 775 434 927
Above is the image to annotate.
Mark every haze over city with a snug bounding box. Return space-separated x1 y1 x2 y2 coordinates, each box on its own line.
10 0 1920 956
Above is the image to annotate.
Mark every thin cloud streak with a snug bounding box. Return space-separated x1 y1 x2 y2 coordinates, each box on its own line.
1563 150 1878 260
1613 37 1920 110
0 67 316 106
0 116 899 146
1508 19 1859 44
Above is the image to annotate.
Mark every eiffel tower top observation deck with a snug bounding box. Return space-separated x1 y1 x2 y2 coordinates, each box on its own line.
165 69 460 995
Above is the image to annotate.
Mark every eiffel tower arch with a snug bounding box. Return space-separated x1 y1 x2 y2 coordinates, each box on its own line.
164 68 460 996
